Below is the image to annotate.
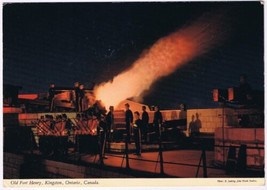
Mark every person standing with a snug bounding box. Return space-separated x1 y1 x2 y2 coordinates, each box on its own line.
106 106 114 142
53 115 64 157
141 106 149 143
74 82 80 112
48 84 55 112
133 111 142 156
62 114 72 136
125 103 133 142
79 84 85 112
124 103 133 169
46 115 55 156
99 115 108 161
153 106 164 174
153 106 163 139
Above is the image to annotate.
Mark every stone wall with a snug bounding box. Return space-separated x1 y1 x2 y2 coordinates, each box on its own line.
214 127 264 169
4 152 132 179
4 153 24 179
185 108 262 136
186 108 225 135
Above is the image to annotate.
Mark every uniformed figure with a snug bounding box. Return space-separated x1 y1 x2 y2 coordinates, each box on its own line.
53 115 60 135
74 113 85 152
45 115 55 156
79 84 85 112
46 115 55 135
74 82 80 112
81 113 88 134
99 116 108 160
141 106 149 143
125 103 133 143
106 106 114 142
153 106 163 138
53 115 61 157
36 116 47 136
48 84 55 112
36 116 46 151
133 111 142 156
72 114 80 135
62 114 72 136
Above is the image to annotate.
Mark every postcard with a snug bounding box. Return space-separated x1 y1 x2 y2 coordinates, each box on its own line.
1 0 265 189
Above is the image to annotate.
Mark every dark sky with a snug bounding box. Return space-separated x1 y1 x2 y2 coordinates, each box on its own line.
3 2 264 109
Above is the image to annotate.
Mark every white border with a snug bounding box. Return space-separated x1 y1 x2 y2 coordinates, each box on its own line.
0 0 266 190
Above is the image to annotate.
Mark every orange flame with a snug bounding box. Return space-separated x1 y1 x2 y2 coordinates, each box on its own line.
94 12 228 108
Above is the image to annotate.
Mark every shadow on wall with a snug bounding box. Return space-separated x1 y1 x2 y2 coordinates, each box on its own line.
188 113 202 137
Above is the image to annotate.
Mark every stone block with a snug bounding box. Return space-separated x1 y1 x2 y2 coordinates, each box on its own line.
247 156 255 166
226 128 255 142
246 149 260 156
259 149 264 157
254 156 264 166
255 129 264 142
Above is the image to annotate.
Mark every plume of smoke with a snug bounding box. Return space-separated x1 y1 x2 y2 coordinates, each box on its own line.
94 11 229 108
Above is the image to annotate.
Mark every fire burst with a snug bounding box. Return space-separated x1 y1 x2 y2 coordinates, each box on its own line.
94 12 228 109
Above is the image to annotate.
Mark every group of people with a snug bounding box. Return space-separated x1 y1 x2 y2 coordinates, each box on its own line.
188 113 202 137
40 73 255 159
35 114 71 157
36 114 71 137
35 112 101 157
72 113 98 136
124 103 164 156
35 101 194 159
48 82 87 112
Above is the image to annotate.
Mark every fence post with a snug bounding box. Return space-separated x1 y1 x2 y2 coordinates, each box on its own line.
236 144 247 173
225 145 237 174
125 134 130 169
202 148 207 177
159 140 164 175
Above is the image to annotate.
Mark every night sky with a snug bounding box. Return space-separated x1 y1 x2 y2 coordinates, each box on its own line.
3 2 264 109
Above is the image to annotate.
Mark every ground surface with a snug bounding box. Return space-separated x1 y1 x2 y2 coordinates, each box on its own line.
74 150 232 178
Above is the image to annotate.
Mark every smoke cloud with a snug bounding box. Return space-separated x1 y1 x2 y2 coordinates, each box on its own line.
94 11 229 108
